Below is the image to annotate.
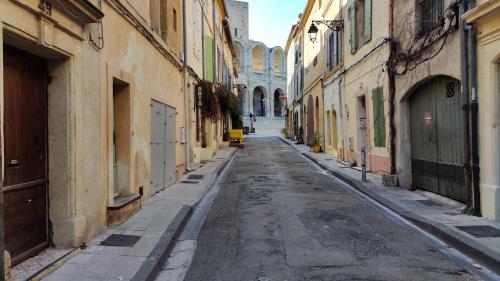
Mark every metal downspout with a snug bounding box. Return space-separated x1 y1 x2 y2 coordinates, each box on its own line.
459 1 473 208
338 78 346 161
467 0 481 215
388 0 396 175
182 0 192 172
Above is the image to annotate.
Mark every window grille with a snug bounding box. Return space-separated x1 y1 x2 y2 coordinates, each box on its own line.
420 0 444 34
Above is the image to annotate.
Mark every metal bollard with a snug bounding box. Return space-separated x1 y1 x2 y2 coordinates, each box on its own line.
361 146 367 182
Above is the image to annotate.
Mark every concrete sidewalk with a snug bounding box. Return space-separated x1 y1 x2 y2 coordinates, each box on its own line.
41 148 237 281
281 137 500 276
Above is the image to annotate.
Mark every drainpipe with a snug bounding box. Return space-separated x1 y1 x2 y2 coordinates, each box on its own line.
0 143 4 280
467 0 481 215
338 78 346 161
459 1 473 209
182 0 192 172
388 0 397 175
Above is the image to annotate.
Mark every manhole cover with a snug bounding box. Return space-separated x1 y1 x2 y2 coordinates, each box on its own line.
456 225 500 238
188 175 204 180
100 234 141 247
181 181 199 184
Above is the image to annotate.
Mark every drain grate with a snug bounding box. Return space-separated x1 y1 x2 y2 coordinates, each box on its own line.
181 181 199 184
188 175 204 180
456 225 500 238
324 158 334 161
100 234 141 247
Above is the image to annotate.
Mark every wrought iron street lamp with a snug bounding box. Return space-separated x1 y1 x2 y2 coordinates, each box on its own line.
308 20 344 43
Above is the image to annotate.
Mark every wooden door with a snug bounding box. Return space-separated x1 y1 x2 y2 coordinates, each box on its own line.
307 95 314 146
3 46 49 265
410 77 467 203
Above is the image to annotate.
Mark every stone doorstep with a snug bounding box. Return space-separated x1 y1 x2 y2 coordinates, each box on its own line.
107 194 142 226
279 136 500 276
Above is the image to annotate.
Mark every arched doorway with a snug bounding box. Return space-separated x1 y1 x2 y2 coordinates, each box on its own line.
274 89 285 117
253 87 266 116
409 76 467 203
307 95 314 146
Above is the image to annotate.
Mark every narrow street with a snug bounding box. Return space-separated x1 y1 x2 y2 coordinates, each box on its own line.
165 137 478 281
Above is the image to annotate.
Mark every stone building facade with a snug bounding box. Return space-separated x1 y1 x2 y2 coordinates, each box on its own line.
226 0 287 120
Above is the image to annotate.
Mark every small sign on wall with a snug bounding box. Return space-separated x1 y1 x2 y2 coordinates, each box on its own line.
424 112 432 126
359 117 367 129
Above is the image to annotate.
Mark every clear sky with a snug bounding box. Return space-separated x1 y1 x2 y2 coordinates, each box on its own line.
245 0 306 48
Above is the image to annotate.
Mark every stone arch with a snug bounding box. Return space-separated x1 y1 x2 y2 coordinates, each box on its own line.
272 48 284 72
251 44 267 71
398 74 461 103
253 86 266 116
273 88 285 117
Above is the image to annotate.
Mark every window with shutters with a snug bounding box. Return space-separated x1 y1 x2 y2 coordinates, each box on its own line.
416 0 444 36
327 30 342 71
372 87 386 147
150 0 168 40
349 0 372 54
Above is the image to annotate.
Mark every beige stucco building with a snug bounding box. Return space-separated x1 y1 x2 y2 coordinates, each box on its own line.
0 0 237 269
286 0 499 221
464 0 500 220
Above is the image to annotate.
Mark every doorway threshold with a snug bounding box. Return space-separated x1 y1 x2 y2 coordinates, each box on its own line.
11 247 77 281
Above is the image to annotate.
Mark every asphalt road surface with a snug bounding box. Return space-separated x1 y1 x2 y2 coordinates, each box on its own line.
183 137 478 281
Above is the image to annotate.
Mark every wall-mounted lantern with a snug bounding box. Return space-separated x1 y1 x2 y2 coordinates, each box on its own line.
308 20 344 43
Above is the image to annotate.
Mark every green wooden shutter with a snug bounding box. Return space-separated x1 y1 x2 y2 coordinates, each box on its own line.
364 0 372 43
204 35 214 82
349 3 357 54
372 87 386 147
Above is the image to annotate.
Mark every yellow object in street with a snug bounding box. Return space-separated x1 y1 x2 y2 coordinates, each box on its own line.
229 129 244 144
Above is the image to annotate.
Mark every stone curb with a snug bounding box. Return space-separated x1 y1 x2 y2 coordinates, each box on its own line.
131 205 193 281
130 148 238 281
279 137 500 275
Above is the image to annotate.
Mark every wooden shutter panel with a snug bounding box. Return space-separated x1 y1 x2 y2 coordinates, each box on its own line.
349 4 357 54
160 0 168 40
364 0 372 43
372 87 386 147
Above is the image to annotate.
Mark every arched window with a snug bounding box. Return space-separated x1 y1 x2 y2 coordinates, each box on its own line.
273 50 283 72
252 45 266 70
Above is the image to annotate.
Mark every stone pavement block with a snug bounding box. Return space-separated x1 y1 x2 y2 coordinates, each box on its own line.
155 268 186 281
126 238 159 257
162 250 194 270
66 253 95 265
172 240 197 253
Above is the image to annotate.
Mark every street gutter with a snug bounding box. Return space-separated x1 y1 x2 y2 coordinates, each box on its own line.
131 148 238 281
279 136 500 276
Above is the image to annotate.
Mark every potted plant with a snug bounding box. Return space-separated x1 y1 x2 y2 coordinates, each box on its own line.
312 132 322 153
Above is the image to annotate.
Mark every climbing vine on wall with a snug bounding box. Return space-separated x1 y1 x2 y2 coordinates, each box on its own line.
199 80 220 122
